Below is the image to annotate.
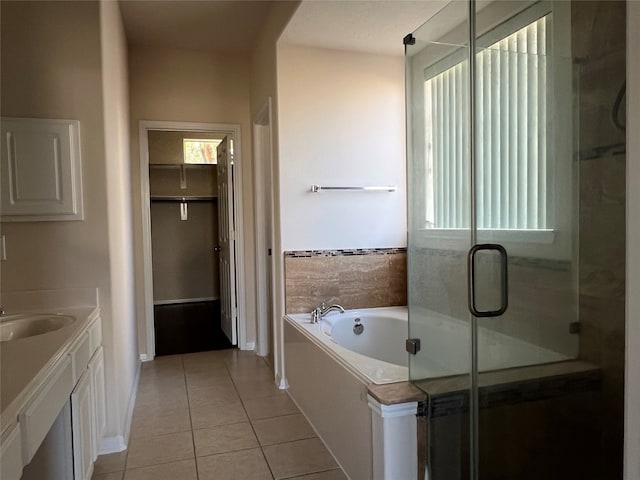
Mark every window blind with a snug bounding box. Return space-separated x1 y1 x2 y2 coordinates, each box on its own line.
425 15 550 230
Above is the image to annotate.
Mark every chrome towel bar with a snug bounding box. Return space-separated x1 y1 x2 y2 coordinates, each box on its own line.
310 185 397 193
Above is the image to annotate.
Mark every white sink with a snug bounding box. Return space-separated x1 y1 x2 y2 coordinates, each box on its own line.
0 314 76 342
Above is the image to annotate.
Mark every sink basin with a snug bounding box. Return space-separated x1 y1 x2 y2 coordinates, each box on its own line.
0 314 76 342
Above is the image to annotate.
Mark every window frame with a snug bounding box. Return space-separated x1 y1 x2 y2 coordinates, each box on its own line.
410 0 574 261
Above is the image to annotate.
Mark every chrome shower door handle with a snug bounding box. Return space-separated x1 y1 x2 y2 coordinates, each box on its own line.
467 244 509 317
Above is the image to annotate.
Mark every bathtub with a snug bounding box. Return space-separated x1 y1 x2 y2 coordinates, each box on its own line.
285 306 411 480
288 306 408 385
288 305 569 386
284 305 570 480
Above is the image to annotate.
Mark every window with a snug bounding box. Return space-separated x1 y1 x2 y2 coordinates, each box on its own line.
424 13 552 232
183 139 221 164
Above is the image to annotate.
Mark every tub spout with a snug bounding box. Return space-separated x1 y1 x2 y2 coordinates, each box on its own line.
311 303 345 323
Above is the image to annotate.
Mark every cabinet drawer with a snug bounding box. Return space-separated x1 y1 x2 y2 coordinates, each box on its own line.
89 318 102 357
69 331 91 384
1 423 23 480
19 356 73 464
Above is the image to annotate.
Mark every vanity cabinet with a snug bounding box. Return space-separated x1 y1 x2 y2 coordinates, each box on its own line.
0 312 105 480
71 370 93 480
70 318 105 480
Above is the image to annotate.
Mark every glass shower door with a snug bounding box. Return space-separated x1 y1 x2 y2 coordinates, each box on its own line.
405 2 473 478
407 2 590 479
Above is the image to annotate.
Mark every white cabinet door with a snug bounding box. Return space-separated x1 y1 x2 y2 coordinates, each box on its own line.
88 346 105 461
71 370 93 480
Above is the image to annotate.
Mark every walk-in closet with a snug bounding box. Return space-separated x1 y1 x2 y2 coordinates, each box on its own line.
148 130 232 355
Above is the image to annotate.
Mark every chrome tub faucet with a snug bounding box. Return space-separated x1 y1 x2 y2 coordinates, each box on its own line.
311 302 345 323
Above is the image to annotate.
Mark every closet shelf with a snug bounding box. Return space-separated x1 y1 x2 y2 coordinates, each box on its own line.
150 195 217 202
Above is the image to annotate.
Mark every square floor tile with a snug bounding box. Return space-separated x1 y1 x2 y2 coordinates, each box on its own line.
130 408 192 439
126 431 194 469
252 414 316 446
193 422 258 457
286 470 347 480
123 459 197 480
263 438 338 479
188 384 241 407
92 472 124 480
190 401 248 429
235 379 283 400
93 451 127 474
186 371 234 389
197 448 272 480
243 394 299 420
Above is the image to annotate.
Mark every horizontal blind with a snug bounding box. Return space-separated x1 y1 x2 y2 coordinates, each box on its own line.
425 15 549 230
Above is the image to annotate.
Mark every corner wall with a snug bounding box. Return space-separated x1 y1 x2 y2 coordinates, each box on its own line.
100 0 140 449
277 45 407 251
625 1 640 478
248 1 301 383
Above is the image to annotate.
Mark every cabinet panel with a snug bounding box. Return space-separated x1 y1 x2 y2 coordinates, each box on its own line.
69 332 91 385
71 370 93 480
0 117 84 221
88 346 105 461
19 356 73 464
0 423 23 480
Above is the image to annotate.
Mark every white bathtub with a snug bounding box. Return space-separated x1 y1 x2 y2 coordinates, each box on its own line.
288 305 570 385
284 306 570 480
287 306 408 385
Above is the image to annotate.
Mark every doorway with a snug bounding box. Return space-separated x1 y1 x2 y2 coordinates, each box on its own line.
253 98 275 367
139 121 247 360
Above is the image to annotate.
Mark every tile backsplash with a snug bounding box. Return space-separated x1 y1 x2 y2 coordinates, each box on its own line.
284 248 407 314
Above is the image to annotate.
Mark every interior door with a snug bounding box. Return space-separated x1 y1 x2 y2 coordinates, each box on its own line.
216 137 237 345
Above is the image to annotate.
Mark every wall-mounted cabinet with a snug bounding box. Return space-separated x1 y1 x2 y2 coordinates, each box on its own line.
0 117 84 222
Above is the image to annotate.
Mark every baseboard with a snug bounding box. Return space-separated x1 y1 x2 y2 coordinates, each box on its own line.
139 353 153 362
241 341 256 351
98 435 127 455
98 359 141 455
275 372 289 389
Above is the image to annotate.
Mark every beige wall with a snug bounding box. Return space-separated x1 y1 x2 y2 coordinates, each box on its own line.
0 0 139 445
100 0 139 447
625 1 640 478
249 1 301 381
277 45 407 251
129 46 256 354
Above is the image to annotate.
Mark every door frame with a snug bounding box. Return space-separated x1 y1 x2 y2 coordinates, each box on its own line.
252 98 276 359
138 120 247 360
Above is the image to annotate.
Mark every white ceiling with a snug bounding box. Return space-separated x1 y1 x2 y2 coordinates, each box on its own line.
118 0 446 56
118 0 273 53
280 1 448 56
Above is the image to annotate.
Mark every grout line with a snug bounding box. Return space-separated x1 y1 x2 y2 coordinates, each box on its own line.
226 354 277 479
280 467 344 479
181 354 200 480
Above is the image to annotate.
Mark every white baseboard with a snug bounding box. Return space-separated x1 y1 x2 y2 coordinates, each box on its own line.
139 353 153 362
275 372 289 389
241 341 256 351
98 435 127 455
98 359 141 455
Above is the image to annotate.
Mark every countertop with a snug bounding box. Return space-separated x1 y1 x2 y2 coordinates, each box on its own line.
0 306 100 436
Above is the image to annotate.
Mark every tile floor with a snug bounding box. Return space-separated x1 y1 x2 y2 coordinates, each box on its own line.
91 350 347 480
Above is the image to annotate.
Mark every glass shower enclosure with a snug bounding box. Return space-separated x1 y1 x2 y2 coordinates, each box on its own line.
406 1 625 479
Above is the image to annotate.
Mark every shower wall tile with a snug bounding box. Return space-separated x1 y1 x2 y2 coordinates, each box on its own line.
284 249 407 313
409 247 578 357
573 2 626 477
